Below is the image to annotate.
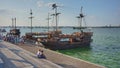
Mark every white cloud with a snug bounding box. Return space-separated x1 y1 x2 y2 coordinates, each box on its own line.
0 9 12 15
37 0 45 8
37 0 54 8
46 2 56 7
0 16 11 26
37 0 64 8
46 2 64 8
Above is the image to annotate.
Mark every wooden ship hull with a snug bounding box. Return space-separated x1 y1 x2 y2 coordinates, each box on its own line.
41 32 93 50
6 29 20 37
41 39 91 50
73 27 87 29
10 29 20 36
25 31 93 50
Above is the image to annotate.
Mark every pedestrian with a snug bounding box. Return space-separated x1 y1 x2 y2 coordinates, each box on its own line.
37 49 42 58
36 49 46 59
40 50 46 59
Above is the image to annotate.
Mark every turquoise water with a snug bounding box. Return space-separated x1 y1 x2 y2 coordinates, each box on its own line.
59 28 120 68
4 27 120 68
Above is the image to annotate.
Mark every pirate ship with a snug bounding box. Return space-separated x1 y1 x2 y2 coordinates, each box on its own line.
8 18 20 36
25 4 93 50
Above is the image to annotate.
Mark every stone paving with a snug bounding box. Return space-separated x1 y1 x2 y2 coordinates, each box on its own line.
0 41 63 68
17 42 106 68
0 41 106 68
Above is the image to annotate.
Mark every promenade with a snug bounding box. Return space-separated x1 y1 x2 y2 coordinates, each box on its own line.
0 41 106 68
0 41 63 68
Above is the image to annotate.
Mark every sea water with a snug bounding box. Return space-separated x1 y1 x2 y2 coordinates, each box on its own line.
4 27 120 68
59 28 120 68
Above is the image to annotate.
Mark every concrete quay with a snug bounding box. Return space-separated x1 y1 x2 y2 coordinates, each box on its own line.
0 41 106 68
18 43 106 68
0 41 63 68
0 57 4 68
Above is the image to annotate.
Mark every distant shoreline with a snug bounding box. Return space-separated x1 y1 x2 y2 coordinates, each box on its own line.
0 26 120 28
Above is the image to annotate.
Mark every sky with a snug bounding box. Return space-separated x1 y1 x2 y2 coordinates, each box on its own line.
0 0 120 27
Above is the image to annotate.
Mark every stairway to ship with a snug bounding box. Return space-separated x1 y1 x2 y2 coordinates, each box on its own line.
0 41 63 68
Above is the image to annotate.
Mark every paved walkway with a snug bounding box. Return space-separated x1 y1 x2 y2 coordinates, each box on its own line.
17 43 106 68
0 41 106 68
0 41 63 68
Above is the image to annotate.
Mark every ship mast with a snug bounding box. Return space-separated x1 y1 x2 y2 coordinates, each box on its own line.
52 4 60 31
29 9 34 33
46 13 51 32
77 6 84 32
11 18 16 29
11 18 14 29
15 17 16 29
